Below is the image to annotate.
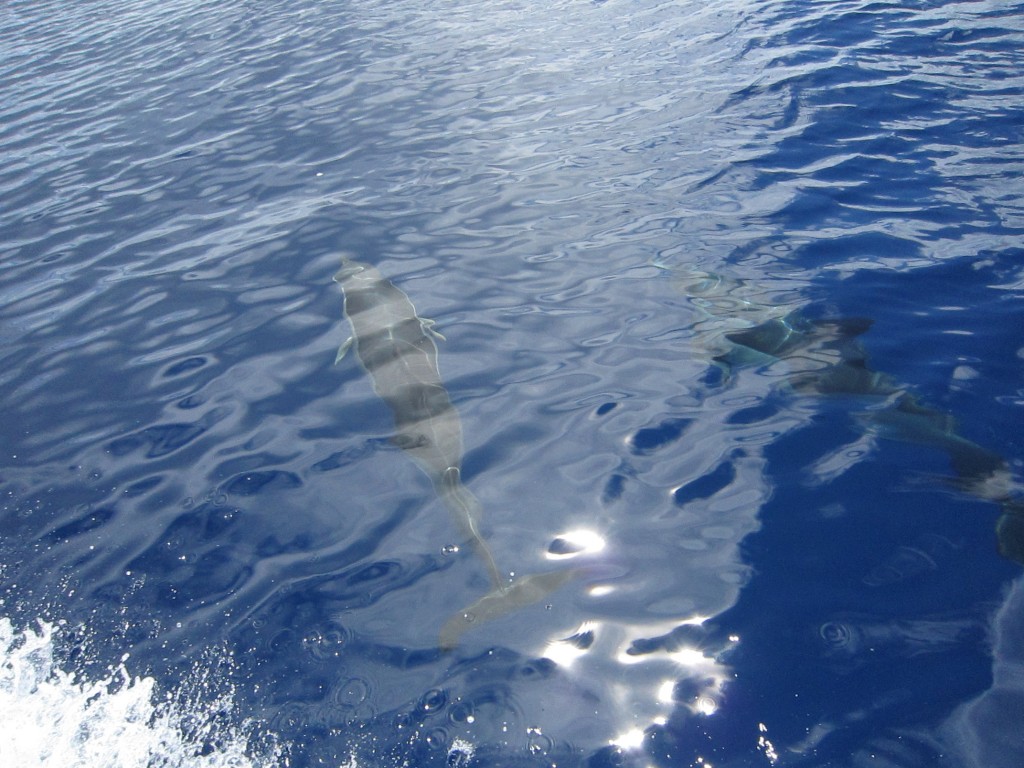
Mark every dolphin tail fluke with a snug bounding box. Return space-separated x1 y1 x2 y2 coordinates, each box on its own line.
439 568 579 651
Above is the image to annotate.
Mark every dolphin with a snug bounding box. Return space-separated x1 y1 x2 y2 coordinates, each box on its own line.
334 256 503 588
334 257 578 640
717 313 894 396
674 268 1022 564
722 315 1010 485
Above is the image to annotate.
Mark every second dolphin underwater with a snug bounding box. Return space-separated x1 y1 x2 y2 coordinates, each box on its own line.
678 268 1023 564
334 256 576 649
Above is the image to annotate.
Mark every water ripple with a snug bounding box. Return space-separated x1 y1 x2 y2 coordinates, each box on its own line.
2 0 1023 765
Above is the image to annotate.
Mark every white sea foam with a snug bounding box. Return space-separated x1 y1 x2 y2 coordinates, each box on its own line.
0 617 280 768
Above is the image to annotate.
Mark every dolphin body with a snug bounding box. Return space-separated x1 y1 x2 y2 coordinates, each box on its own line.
334 257 503 588
716 312 892 396
720 313 1011 489
676 269 1023 564
334 257 575 643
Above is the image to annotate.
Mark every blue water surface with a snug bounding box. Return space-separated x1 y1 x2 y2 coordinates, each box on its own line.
2 0 1023 766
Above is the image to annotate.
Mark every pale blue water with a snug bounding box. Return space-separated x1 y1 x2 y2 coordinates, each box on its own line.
2 1 1023 766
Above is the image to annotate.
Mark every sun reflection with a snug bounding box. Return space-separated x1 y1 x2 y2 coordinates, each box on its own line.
611 727 646 750
542 621 600 668
546 529 607 559
695 695 718 715
535 612 740 749
670 648 708 668
657 679 676 704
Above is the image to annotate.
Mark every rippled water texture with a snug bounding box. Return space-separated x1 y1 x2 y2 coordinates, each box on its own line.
2 0 1023 766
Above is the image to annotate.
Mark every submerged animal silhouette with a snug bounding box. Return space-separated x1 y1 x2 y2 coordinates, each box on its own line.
334 257 573 643
677 269 1023 564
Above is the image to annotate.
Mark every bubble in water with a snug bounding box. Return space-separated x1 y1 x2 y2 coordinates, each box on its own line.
819 621 854 649
695 695 718 715
302 621 350 661
425 727 449 750
527 726 553 755
449 701 476 725
419 688 448 713
267 628 295 653
336 677 369 707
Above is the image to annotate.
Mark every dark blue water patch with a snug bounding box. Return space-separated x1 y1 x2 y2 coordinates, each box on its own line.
751 407 1013 606
105 406 233 459
699 363 727 388
220 582 460 767
43 506 116 544
222 470 303 497
462 422 548 479
601 469 629 504
161 355 211 378
725 400 780 427
122 503 252 609
793 230 927 266
310 443 379 473
314 556 444 607
629 417 694 455
687 488 1000 767
727 7 1024 246
860 532 962 588
124 475 164 497
672 460 737 506
598 462 630 505
106 422 209 458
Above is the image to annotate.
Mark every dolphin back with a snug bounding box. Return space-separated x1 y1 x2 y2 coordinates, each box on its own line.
334 257 506 587
335 256 463 478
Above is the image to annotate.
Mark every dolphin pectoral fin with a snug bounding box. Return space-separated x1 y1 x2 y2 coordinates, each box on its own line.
335 336 354 364
439 568 579 651
421 318 446 342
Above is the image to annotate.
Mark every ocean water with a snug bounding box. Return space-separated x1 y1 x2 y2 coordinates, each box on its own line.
2 0 1023 766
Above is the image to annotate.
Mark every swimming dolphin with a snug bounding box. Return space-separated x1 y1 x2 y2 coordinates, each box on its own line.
674 268 1022 564
334 257 503 588
722 315 1011 484
718 313 894 396
334 257 578 641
